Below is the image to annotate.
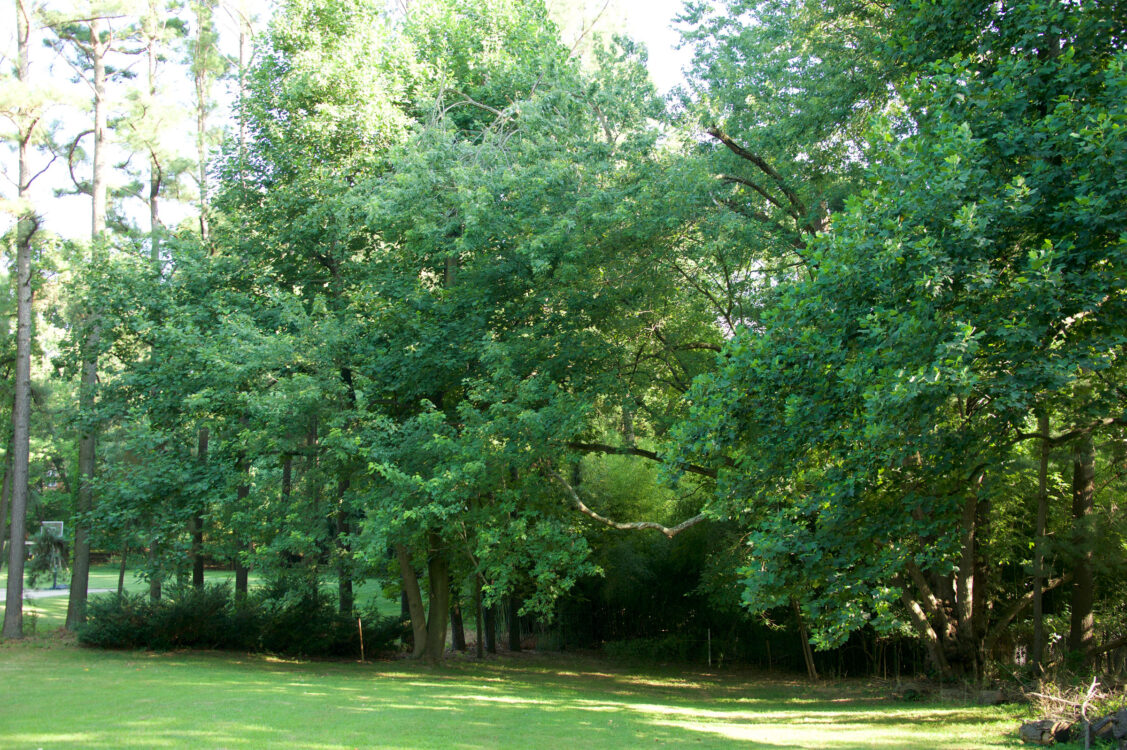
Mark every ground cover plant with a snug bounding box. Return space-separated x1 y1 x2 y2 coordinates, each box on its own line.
0 639 1027 749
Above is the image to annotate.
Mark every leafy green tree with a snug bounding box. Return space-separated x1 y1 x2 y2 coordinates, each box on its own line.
677 0 1126 677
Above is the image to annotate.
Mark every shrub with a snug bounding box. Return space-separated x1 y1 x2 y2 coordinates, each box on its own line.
77 594 155 649
603 634 701 662
77 584 407 658
148 584 236 650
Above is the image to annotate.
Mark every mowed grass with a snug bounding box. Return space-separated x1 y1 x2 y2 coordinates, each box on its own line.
0 638 1027 750
15 563 399 633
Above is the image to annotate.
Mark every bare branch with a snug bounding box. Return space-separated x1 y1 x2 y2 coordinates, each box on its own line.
567 441 718 479
549 468 706 539
983 575 1069 653
67 128 94 194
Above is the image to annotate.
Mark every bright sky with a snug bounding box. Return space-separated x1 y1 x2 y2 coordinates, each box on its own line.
621 0 695 93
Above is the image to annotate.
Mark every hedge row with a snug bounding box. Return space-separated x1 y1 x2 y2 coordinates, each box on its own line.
77 584 406 657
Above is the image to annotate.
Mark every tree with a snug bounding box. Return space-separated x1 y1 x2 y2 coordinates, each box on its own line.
1 0 44 639
45 1 145 628
676 0 1126 677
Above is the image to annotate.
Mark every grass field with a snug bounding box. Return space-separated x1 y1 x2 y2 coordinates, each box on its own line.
2 566 1030 748
12 563 399 633
0 635 1029 749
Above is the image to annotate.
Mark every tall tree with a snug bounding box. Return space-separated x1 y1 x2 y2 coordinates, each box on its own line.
1 0 42 639
45 5 140 629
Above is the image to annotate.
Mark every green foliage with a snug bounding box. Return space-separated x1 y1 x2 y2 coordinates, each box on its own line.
76 585 406 656
25 526 68 589
675 0 1127 657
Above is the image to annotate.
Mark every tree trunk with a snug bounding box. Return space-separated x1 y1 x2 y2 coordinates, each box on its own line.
793 599 818 680
234 483 249 600
1031 413 1050 672
305 418 320 587
117 545 127 598
146 0 162 268
423 532 450 663
192 427 209 588
1 456 9 576
336 479 353 614
900 588 951 676
450 584 467 651
397 544 428 658
148 543 162 602
194 0 214 243
2 1 33 635
473 574 485 658
67 16 109 632
1068 433 1096 660
951 488 984 678
508 594 522 652
484 603 497 654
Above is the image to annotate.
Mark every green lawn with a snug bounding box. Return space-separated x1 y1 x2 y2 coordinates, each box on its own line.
15 563 399 633
0 637 1027 749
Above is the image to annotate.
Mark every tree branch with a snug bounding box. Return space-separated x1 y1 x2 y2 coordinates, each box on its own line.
548 468 706 539
1012 417 1127 447
567 441 718 478
707 127 809 222
983 575 1069 654
718 173 787 213
67 129 94 195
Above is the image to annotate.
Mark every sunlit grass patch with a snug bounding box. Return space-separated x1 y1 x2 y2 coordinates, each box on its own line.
0 641 1028 749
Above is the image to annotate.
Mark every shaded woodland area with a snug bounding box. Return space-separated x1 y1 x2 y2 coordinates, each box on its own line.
1 0 1125 691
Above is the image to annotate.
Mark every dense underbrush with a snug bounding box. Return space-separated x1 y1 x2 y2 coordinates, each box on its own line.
77 583 406 657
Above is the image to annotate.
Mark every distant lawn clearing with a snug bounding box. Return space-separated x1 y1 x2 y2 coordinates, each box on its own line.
10 563 398 633
0 639 1025 749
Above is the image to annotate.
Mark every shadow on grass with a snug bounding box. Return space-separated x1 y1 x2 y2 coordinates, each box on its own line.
0 644 1024 749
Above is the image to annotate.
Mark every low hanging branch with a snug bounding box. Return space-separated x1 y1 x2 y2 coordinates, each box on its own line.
548 469 706 539
567 441 719 479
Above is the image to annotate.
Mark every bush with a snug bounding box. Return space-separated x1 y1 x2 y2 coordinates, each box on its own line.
77 593 155 649
148 584 238 650
603 634 701 662
78 584 407 658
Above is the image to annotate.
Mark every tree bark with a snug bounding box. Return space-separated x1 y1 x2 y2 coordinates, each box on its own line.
423 532 450 663
1067 433 1096 660
450 584 467 651
484 603 497 654
473 574 485 658
793 599 818 680
335 479 353 614
508 594 522 652
192 427 209 588
397 544 428 658
67 16 109 632
1 455 10 576
3 0 34 640
1031 413 1050 672
234 483 249 600
148 544 161 602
